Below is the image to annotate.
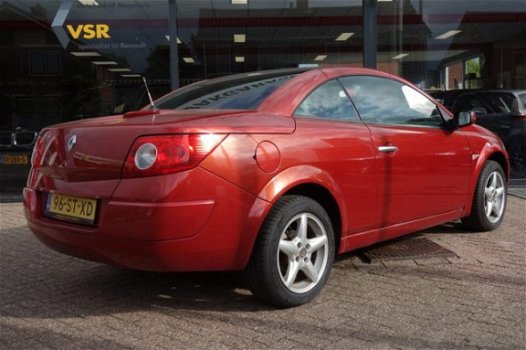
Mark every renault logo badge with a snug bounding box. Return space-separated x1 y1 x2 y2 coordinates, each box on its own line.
68 135 77 151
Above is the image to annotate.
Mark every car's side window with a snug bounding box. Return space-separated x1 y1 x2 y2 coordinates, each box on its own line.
339 76 444 127
294 80 360 122
455 95 489 114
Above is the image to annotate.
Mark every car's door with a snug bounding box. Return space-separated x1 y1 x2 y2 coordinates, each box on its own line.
339 76 473 231
293 79 377 235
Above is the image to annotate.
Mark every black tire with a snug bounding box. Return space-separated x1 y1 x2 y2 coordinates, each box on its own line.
244 195 335 308
462 160 507 231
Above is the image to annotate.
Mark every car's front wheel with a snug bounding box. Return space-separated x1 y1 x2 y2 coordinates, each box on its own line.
462 160 507 231
245 195 335 308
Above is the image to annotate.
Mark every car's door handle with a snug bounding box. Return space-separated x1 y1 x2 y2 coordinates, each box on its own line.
378 145 399 153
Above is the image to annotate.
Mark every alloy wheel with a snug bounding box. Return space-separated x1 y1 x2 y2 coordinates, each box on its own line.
484 171 506 223
277 213 329 294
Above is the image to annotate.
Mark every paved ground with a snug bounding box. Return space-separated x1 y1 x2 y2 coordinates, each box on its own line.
0 197 525 349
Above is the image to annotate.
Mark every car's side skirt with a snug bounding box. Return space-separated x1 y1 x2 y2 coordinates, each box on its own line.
338 208 464 254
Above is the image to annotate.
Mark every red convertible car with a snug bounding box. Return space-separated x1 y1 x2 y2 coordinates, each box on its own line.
24 67 508 307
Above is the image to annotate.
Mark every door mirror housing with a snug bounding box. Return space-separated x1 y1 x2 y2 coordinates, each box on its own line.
455 111 477 128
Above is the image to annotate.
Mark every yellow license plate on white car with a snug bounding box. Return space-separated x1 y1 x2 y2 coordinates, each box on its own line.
44 193 97 225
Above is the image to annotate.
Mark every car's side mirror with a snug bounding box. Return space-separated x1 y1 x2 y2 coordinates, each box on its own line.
454 111 477 128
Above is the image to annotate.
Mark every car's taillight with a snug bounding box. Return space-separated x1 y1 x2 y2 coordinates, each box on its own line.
123 134 226 178
31 129 50 168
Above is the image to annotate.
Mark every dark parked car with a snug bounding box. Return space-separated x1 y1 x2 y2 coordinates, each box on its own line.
0 129 37 191
431 90 526 177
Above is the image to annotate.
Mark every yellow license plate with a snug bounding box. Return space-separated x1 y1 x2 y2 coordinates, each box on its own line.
45 193 97 225
1 154 28 164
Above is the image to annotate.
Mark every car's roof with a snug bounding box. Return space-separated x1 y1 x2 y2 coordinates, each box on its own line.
191 66 399 86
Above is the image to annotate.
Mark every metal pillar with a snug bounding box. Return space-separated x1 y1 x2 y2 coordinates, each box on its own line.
168 0 179 89
363 0 377 69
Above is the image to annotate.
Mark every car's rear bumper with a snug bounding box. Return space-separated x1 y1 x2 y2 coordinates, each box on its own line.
23 168 271 272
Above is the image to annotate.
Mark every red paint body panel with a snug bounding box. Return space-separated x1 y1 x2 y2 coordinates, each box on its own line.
24 67 509 272
24 167 271 271
367 124 472 227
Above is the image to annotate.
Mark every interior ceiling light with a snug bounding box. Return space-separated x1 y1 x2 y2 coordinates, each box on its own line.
235 56 245 63
231 0 248 4
392 53 409 60
165 35 182 44
108 68 132 72
234 34 246 43
298 63 319 68
77 0 99 6
183 57 195 63
121 74 142 78
314 55 327 61
335 33 354 41
378 0 393 2
435 30 462 40
70 51 101 57
91 61 118 65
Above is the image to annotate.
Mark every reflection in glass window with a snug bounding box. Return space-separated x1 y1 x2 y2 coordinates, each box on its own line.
340 76 443 127
295 80 359 121
401 85 435 116
175 0 364 83
156 74 296 110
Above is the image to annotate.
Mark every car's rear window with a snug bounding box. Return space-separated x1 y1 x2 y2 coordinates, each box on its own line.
155 74 297 110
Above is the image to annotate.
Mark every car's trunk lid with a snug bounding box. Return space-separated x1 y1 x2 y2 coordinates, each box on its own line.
29 109 294 186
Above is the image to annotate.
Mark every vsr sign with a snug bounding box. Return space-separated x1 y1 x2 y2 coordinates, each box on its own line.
66 24 111 40
52 1 111 48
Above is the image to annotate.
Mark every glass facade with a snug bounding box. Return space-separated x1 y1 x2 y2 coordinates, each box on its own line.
0 0 525 190
174 0 363 85
377 0 526 90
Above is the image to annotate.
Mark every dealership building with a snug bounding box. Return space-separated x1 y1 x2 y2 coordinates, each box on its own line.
0 0 525 187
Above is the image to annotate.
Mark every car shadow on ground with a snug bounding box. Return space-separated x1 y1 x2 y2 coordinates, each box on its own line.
0 229 280 320
416 221 475 235
0 221 486 319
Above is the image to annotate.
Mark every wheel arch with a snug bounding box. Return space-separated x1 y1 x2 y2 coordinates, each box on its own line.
237 165 347 269
257 165 347 242
488 151 509 180
283 184 342 253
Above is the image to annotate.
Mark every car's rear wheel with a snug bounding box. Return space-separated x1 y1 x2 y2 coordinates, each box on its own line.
245 195 335 308
462 160 507 231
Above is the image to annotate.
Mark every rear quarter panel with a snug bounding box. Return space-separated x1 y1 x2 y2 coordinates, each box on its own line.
199 118 377 239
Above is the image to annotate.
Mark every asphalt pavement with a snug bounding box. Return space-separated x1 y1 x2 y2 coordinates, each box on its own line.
0 196 525 349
